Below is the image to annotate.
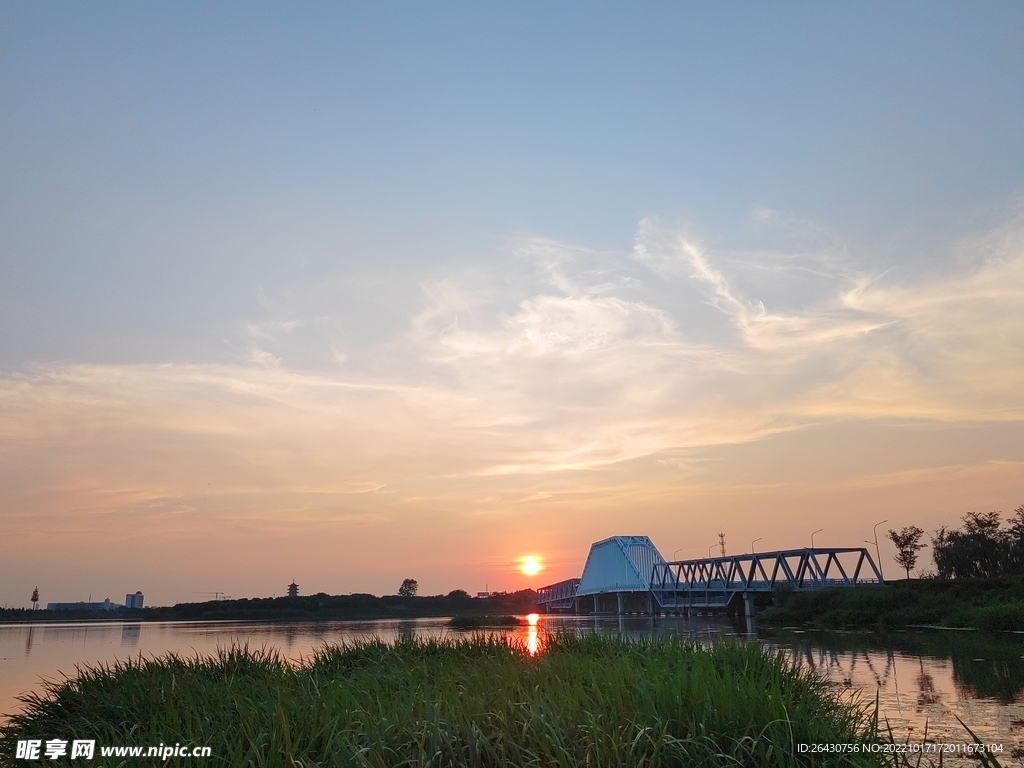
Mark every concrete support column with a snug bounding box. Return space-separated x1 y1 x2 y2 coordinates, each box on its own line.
743 592 755 618
593 594 599 615
616 592 624 615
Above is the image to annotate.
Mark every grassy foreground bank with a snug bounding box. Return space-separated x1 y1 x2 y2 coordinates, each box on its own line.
1 634 883 767
759 576 1024 630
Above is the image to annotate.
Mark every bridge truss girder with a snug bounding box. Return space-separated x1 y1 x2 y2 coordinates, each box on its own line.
650 548 882 609
536 578 581 610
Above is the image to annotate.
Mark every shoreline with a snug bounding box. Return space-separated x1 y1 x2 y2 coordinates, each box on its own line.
0 589 539 625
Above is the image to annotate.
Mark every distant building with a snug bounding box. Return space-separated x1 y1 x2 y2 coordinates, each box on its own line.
287 581 299 598
124 591 144 609
46 598 118 612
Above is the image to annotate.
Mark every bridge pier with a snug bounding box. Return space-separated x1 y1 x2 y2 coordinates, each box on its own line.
743 592 755 618
616 592 624 615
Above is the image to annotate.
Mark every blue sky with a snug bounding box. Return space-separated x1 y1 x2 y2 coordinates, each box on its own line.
1 3 1023 605
4 2 1022 364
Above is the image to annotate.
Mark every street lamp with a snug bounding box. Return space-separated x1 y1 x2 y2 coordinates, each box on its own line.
673 547 684 561
810 528 823 549
750 537 762 554
871 519 888 581
708 544 715 559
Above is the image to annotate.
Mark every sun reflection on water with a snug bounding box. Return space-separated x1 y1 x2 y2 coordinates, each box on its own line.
526 613 540 656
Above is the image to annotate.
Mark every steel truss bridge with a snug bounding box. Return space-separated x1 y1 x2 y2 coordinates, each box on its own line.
650 548 883 610
535 578 580 610
537 537 883 615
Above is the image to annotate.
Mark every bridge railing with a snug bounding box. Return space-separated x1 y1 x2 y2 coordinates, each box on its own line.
650 548 882 605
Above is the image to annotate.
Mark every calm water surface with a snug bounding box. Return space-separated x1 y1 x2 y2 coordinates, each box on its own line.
2 616 1023 758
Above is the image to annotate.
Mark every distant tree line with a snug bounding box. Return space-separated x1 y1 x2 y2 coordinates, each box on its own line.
930 507 1024 579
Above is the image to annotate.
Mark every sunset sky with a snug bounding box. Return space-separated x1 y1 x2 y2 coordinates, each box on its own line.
2 3 1023 607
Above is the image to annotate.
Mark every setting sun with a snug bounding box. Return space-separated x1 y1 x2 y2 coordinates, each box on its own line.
519 556 543 577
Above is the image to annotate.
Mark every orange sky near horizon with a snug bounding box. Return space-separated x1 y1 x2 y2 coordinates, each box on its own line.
2 219 1023 608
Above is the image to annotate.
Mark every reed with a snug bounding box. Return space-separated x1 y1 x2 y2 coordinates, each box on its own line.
1 633 884 767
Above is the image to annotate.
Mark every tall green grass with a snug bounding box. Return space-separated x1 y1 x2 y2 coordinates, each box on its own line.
1 633 883 767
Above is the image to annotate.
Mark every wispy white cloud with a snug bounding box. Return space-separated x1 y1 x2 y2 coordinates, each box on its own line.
631 217 889 353
1 213 1023 533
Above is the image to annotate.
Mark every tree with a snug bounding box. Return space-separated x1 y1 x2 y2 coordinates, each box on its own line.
887 526 927 579
1003 506 1024 575
931 526 956 578
932 510 1016 579
31 587 39 610
398 578 418 598
962 511 1007 578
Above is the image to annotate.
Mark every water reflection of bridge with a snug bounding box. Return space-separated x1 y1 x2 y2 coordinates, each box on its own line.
537 536 883 617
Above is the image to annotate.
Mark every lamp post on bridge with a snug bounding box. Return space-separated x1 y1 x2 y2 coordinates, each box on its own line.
708 544 715 559
750 537 762 554
868 519 887 581
673 548 684 561
810 529 823 549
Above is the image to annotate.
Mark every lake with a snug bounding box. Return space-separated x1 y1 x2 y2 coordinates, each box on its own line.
2 615 1023 760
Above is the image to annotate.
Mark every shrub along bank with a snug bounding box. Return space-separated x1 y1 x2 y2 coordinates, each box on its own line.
759 576 1024 631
